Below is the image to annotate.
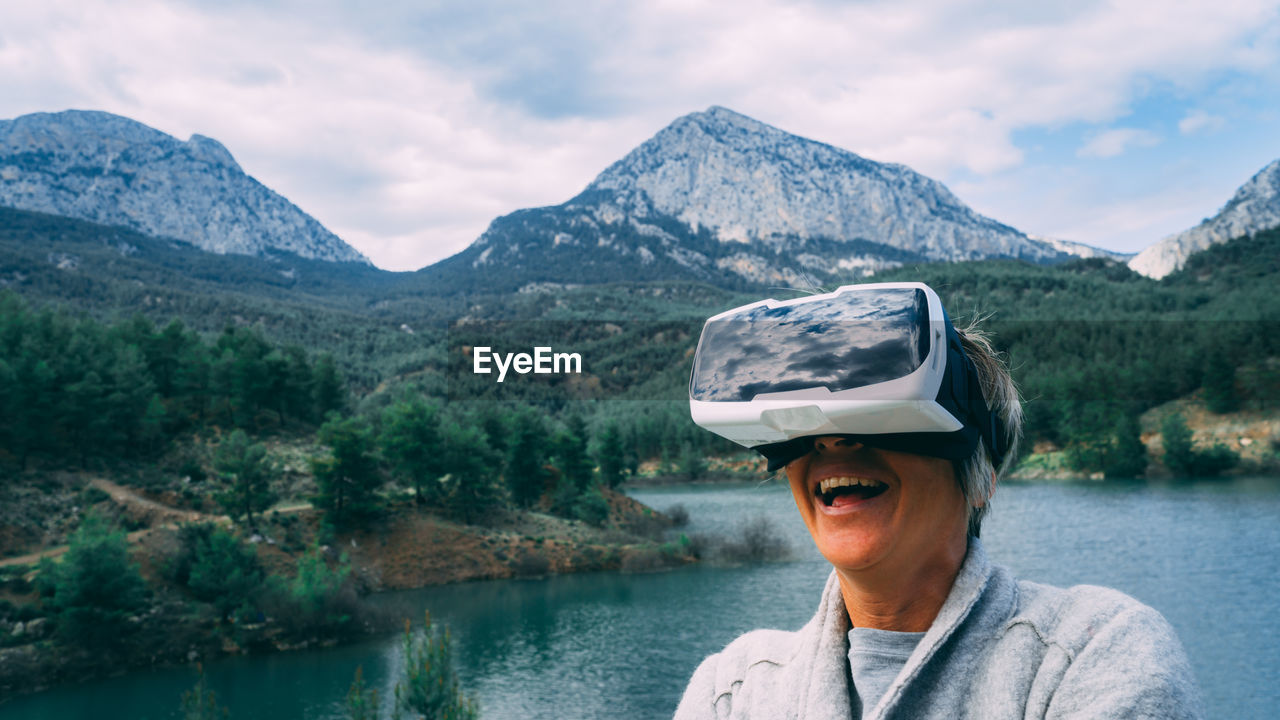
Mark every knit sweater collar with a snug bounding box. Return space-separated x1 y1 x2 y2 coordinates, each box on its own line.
796 538 997 719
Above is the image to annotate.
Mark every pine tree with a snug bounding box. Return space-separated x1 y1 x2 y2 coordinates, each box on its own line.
312 416 383 526
1103 412 1147 479
594 423 626 488
506 408 551 508
1160 413 1197 476
436 420 503 525
1202 352 1239 414
48 512 148 648
553 415 593 493
313 353 347 417
380 399 443 505
392 615 478 720
213 430 277 531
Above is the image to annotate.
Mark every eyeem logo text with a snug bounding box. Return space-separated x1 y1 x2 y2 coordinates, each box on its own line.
472 346 583 383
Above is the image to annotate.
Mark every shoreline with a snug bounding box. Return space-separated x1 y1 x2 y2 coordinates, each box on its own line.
0 489 694 703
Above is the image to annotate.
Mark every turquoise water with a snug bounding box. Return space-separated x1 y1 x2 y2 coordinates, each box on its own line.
4 478 1278 719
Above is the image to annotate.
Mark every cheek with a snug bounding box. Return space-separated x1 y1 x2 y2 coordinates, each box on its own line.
785 459 816 519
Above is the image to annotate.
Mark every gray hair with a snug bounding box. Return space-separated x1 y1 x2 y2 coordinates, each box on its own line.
954 323 1023 538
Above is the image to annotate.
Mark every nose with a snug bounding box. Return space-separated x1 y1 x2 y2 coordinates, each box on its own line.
812 436 863 454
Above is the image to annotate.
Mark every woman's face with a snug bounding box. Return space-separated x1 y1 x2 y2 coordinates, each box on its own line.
784 436 970 576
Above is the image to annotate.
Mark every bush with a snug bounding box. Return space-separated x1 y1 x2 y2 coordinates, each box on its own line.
186 527 265 619
345 666 378 720
48 512 148 648
509 550 550 577
180 665 228 720
665 503 690 527
393 615 478 720
572 487 611 527
718 515 790 564
1161 413 1240 477
263 543 357 638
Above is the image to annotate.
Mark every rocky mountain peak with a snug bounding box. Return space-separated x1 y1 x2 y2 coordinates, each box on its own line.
0 109 368 265
436 106 1091 291
185 134 241 171
1129 158 1280 279
577 105 1051 261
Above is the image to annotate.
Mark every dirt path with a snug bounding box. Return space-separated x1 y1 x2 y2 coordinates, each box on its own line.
0 477 312 569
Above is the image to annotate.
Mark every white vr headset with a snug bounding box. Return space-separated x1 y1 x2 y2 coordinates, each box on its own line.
688 282 1005 472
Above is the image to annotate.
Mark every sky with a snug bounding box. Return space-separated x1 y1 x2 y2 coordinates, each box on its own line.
2 0 1279 271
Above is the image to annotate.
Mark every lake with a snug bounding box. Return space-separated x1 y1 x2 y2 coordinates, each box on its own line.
4 477 1278 719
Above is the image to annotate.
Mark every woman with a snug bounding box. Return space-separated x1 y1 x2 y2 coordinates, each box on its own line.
677 282 1201 719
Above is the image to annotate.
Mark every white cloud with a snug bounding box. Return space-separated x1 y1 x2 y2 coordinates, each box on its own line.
1 0 1278 268
1179 109 1227 134
1077 128 1161 159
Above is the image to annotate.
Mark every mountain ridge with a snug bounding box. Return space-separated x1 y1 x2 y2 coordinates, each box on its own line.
432 106 1091 291
0 109 369 265
1129 158 1280 279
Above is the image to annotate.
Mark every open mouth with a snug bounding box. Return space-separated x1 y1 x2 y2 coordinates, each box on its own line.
816 476 888 507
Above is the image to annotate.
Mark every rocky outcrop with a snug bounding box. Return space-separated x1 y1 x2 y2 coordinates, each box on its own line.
1129 158 1280 279
0 110 368 264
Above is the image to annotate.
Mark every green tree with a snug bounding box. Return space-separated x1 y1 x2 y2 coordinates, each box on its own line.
313 353 347 417
437 420 503 525
1103 412 1147 479
593 422 626 488
1160 413 1197 476
392 615 478 720
312 416 383 526
1202 352 1239 414
277 542 353 634
550 415 588 491
48 512 148 648
380 399 443 505
506 408 551 508
186 527 265 620
679 442 708 482
573 485 611 527
214 430 277 530
140 393 168 456
1161 412 1240 477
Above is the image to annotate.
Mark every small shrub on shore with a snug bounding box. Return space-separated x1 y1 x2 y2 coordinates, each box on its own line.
572 486 611 527
664 503 690 527
1161 413 1240 477
261 543 359 638
510 551 551 577
716 515 791 564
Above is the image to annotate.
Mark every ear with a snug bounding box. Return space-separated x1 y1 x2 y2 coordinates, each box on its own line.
972 469 997 509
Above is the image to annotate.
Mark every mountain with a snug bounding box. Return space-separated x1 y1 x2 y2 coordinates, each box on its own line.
1129 158 1280 279
0 110 368 265
1028 235 1131 262
426 106 1073 291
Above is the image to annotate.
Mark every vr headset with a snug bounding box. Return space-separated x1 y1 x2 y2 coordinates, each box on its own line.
688 282 1006 472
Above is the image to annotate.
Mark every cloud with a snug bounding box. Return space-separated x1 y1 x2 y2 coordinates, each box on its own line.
1077 128 1162 158
1179 109 1227 134
0 0 1278 268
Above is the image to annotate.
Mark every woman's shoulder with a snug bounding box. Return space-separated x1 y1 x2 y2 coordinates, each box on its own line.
1009 577 1179 654
674 625 808 719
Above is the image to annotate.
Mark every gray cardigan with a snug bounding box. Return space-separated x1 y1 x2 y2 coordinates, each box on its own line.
674 540 1203 719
